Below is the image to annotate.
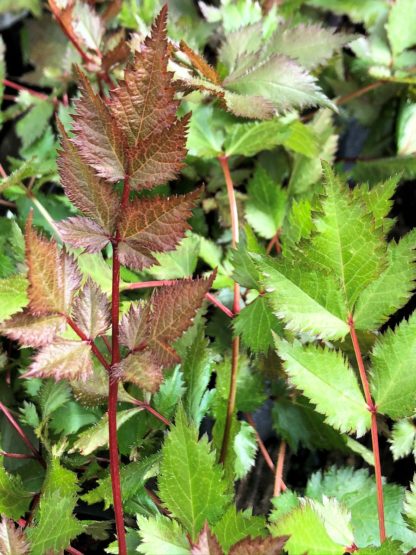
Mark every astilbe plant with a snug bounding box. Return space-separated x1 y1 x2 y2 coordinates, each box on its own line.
0 7 216 554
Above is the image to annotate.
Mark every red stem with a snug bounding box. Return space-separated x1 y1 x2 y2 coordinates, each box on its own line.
130 399 171 427
0 450 36 460
107 176 131 555
0 163 8 178
66 547 84 555
205 292 233 319
66 317 111 371
245 414 275 472
218 155 241 465
348 315 386 543
3 79 49 101
0 402 45 467
273 441 286 497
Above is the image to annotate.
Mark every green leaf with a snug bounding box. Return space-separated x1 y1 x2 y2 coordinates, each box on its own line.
245 167 287 239
0 276 29 323
351 176 399 233
70 408 141 455
353 230 416 330
136 514 190 555
153 367 186 420
187 105 224 159
255 255 349 340
357 540 404 554
149 235 200 279
213 506 266 553
83 454 159 510
182 323 215 426
351 156 416 184
224 120 288 158
397 102 416 155
231 243 261 291
404 475 416 531
276 340 370 436
233 296 281 354
39 380 71 419
158 405 230 539
370 313 416 419
389 420 416 460
0 460 32 520
309 164 384 308
16 101 54 150
387 0 416 55
270 502 345 555
233 421 257 480
306 466 416 550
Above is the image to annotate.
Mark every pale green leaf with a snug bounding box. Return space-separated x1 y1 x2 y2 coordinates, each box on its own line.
276 340 370 436
136 514 190 555
153 367 186 420
149 235 200 280
39 380 71 418
233 421 257 480
357 540 404 554
387 0 416 55
16 101 54 150
158 405 230 539
0 276 29 323
187 105 224 159
371 313 416 419
245 167 287 239
70 408 141 455
255 255 349 340
404 475 416 531
213 506 266 553
354 230 416 330
397 103 416 155
389 420 416 460
270 502 345 555
224 120 288 157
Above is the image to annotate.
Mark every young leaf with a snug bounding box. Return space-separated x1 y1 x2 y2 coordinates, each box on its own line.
72 69 126 182
233 421 257 480
0 517 30 555
370 313 416 419
57 123 120 232
255 255 349 340
26 219 81 315
1 312 65 347
213 506 266 554
158 405 230 540
389 420 416 460
276 340 370 436
136 514 190 555
72 278 111 339
57 216 110 253
118 190 200 270
244 167 287 239
191 523 223 555
24 339 92 381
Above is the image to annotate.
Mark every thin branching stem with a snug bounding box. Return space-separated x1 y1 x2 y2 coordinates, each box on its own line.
218 155 241 465
245 413 277 474
66 317 111 371
0 402 45 467
273 441 287 497
348 314 386 543
2 79 49 101
130 399 171 427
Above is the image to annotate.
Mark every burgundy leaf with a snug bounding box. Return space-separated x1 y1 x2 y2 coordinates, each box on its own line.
119 303 148 351
118 189 200 269
24 339 93 381
72 68 126 182
0 312 66 347
57 216 110 253
57 121 120 232
72 278 111 339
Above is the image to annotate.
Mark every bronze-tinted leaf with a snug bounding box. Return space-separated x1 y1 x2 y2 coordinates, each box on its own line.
118 190 200 269
72 278 111 339
114 351 163 393
128 115 189 191
26 218 82 315
24 339 92 381
108 4 178 145
119 303 149 351
57 121 120 232
57 216 110 253
191 523 224 555
0 517 30 555
0 312 66 347
229 535 288 555
72 68 126 182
